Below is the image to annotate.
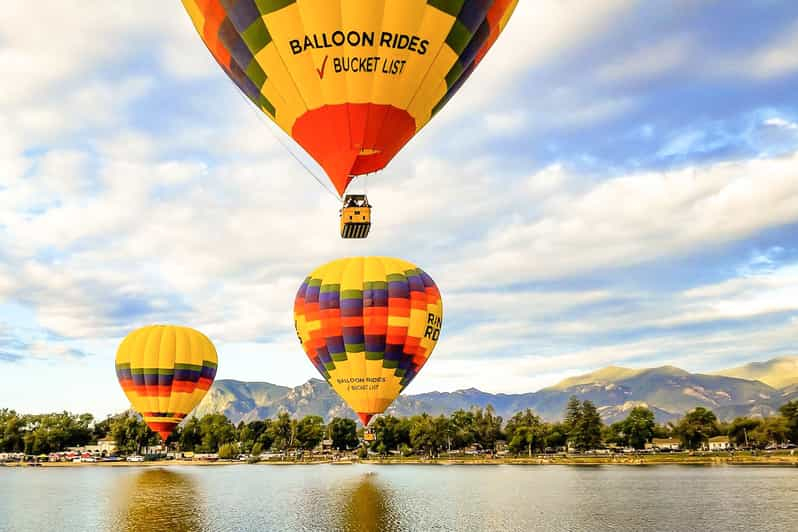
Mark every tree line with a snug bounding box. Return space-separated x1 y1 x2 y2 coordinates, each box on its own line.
2 399 798 457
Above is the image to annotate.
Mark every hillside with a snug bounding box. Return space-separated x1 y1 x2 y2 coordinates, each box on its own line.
713 356 798 389
194 358 797 425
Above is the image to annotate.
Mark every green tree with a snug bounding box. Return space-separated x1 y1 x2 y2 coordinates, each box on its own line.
197 414 237 453
674 407 718 450
577 401 603 450
505 409 543 457
269 412 295 452
653 423 671 439
296 416 325 450
727 417 761 448
92 416 113 442
18 412 95 454
563 396 582 434
357 445 369 459
472 406 503 453
619 406 656 449
252 420 274 451
370 415 412 454
449 410 476 451
110 411 157 455
779 401 798 443
409 414 447 458
751 416 789 447
328 418 358 451
602 422 625 447
238 420 271 453
218 442 237 459
563 398 603 451
250 442 263 458
0 410 25 452
237 422 254 453
543 422 568 450
179 417 202 451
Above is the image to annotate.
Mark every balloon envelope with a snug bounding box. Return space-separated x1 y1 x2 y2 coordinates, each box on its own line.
181 0 518 195
294 257 443 425
115 325 218 441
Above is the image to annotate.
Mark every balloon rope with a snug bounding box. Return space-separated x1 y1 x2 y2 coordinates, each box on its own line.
229 85 341 200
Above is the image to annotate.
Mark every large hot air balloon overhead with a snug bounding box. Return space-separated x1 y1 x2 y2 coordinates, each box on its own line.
115 325 218 441
294 257 443 426
181 0 518 237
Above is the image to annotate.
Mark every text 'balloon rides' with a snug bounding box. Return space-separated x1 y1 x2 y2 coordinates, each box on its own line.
115 325 218 441
181 0 518 196
294 257 443 426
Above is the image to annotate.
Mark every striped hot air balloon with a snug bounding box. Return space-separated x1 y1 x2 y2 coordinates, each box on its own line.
115 325 218 441
294 257 443 426
180 0 518 196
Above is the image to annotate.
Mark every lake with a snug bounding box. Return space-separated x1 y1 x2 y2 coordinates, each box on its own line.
1 464 796 531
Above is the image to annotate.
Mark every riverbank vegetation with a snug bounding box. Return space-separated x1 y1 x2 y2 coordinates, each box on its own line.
2 398 797 459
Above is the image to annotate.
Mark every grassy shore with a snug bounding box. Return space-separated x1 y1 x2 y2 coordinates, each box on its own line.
360 452 798 466
3 451 797 467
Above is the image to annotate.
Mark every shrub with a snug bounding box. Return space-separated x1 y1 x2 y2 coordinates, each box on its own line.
218 443 237 460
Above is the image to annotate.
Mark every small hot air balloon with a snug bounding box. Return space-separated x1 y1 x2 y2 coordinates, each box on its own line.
180 0 518 237
294 257 443 426
115 325 218 441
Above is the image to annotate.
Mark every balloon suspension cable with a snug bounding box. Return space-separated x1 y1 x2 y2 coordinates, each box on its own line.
230 86 340 200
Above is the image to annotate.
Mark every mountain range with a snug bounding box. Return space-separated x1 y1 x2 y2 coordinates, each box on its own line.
193 356 798 425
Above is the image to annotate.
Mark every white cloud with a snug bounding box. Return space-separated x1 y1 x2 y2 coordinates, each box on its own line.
745 20 798 79
5 139 798 346
2 0 798 406
434 0 638 124
421 310 798 395
711 20 798 80
0 2 200 102
764 117 798 130
449 153 798 286
596 36 692 85
483 111 527 135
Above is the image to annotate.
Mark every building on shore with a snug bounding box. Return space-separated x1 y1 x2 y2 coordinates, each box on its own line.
646 438 681 451
97 438 118 455
706 436 732 451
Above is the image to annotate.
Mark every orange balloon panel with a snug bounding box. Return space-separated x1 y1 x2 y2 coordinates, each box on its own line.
182 0 518 195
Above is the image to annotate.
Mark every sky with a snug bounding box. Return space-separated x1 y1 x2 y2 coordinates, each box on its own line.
2 1 798 418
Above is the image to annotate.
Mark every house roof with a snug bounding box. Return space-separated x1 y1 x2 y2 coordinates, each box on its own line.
652 438 680 444
708 436 729 442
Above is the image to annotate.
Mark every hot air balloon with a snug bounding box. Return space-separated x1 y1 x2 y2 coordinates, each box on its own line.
294 257 443 426
115 325 218 441
181 0 518 238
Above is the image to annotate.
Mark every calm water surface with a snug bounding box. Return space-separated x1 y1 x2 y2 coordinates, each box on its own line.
1 464 796 531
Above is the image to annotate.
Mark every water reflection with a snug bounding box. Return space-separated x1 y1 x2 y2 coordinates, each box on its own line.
107 469 207 532
338 472 398 532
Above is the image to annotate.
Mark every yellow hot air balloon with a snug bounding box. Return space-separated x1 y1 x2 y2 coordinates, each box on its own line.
115 325 218 441
294 257 443 426
180 0 518 237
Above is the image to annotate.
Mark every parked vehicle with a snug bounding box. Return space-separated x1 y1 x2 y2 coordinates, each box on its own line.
126 455 144 462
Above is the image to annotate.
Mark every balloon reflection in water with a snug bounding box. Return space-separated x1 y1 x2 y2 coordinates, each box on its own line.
108 469 207 532
339 472 399 532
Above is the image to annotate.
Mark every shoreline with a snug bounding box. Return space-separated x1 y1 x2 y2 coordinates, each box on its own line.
3 454 797 468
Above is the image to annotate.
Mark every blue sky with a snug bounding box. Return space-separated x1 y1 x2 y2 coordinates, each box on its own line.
2 1 798 417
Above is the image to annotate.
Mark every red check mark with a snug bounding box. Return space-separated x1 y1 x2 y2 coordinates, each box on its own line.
316 56 329 79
